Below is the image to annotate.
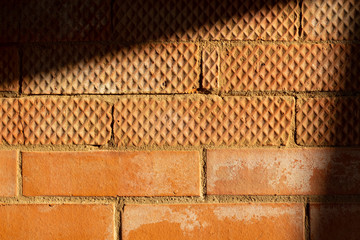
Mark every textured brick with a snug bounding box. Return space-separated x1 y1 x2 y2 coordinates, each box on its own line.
114 96 293 147
202 46 219 90
123 203 304 240
0 151 17 196
0 47 19 92
208 148 360 195
199 0 298 41
0 99 23 145
23 43 198 94
20 98 112 145
113 0 298 42
303 0 360 40
0 2 19 42
221 44 360 92
296 97 360 146
20 0 110 41
23 151 200 197
310 204 360 240
0 204 114 240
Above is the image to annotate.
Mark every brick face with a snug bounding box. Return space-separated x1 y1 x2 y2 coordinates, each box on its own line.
114 96 293 147
303 0 360 40
22 151 200 197
23 43 199 94
20 98 112 145
207 148 360 195
0 47 19 92
123 203 304 240
0 151 17 197
0 99 23 145
310 204 360 240
0 204 114 240
296 97 360 146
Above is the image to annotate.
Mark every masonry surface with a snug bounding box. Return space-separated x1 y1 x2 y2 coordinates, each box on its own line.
0 0 360 239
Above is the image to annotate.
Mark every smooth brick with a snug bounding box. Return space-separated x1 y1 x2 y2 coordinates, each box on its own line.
207 148 360 195
22 43 199 94
296 97 360 146
114 96 293 147
220 44 360 92
0 204 114 240
23 151 200 197
0 47 19 92
303 0 360 40
0 99 23 145
20 98 112 145
123 203 304 240
0 151 17 196
310 204 360 240
20 0 110 41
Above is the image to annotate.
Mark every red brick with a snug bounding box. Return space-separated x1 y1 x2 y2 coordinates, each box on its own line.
123 203 304 240
303 0 360 40
20 0 110 41
22 151 200 197
296 97 360 146
22 43 199 94
0 99 23 145
207 148 360 195
20 98 112 145
0 47 19 92
220 44 360 92
114 96 293 147
202 46 219 90
0 151 17 196
310 203 360 240
0 204 114 240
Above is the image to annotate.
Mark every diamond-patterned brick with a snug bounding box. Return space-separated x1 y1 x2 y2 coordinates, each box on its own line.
0 47 19 92
20 98 112 145
20 0 110 42
296 97 360 146
303 0 360 40
221 44 360 92
0 2 20 42
114 96 293 147
23 43 199 94
113 0 202 41
0 99 23 145
199 0 299 41
202 46 219 90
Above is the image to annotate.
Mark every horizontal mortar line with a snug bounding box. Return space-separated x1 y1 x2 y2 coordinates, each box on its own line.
2 195 360 205
1 91 359 99
1 39 360 48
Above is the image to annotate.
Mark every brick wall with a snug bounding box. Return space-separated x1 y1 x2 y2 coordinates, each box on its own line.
0 0 359 239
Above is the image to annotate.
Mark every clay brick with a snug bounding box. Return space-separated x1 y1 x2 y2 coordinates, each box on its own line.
0 2 19 42
202 46 219 90
22 151 200 197
20 98 112 145
207 148 360 195
113 0 298 42
0 47 19 92
0 204 114 240
0 151 17 196
22 43 198 94
123 203 304 240
296 97 360 146
199 0 298 41
221 44 360 92
20 0 110 42
310 204 360 240
114 96 293 147
0 98 23 145
303 0 360 40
